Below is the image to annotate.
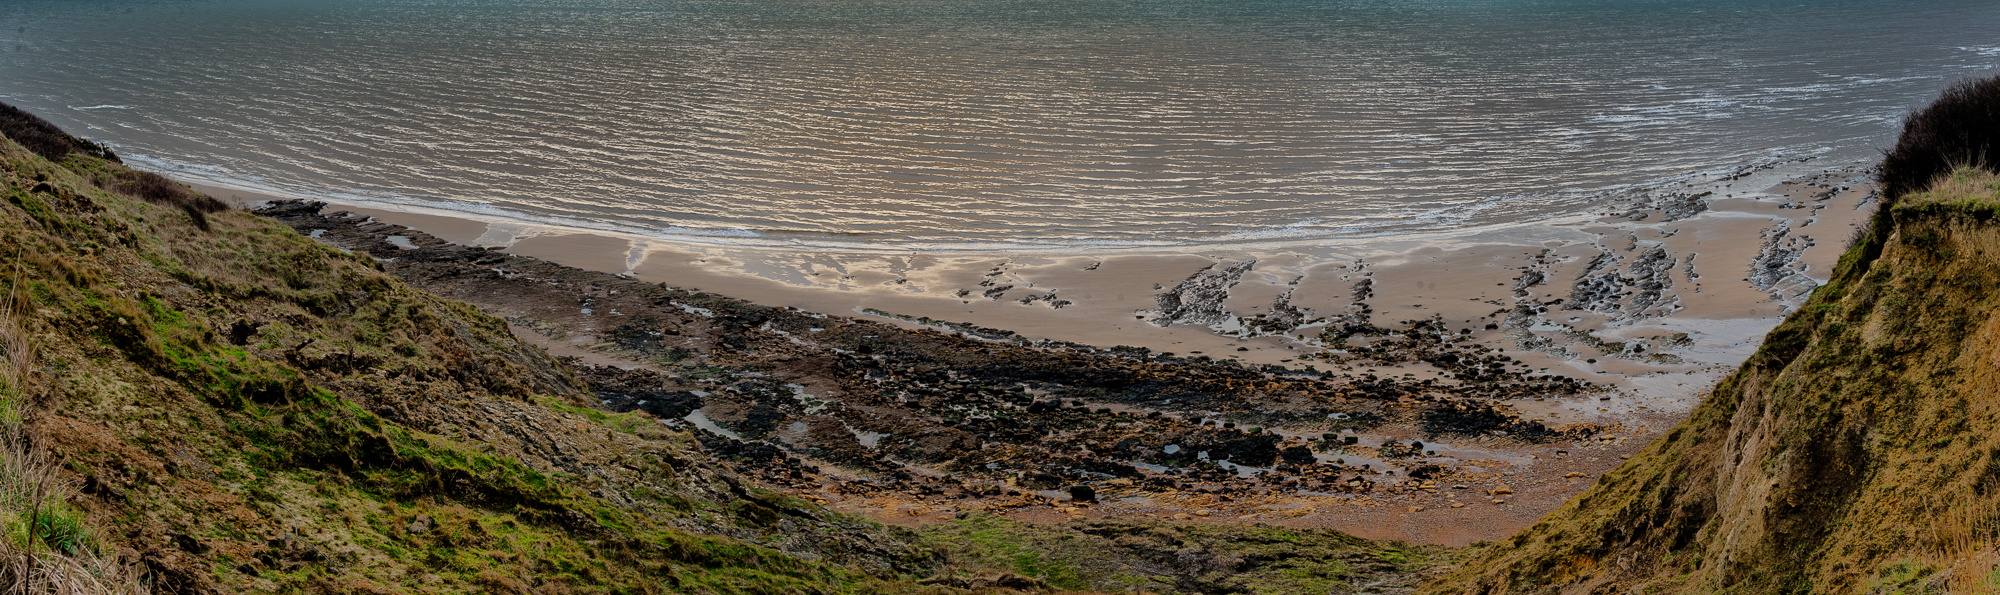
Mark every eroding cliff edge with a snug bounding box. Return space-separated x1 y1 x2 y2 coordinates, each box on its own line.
1428 168 2000 594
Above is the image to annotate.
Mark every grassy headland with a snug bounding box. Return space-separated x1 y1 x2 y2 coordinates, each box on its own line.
0 105 954 593
0 103 1458 593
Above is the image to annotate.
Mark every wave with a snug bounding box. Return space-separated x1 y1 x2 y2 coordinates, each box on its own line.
142 149 1866 255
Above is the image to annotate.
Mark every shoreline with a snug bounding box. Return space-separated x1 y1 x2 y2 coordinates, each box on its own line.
212 169 1875 545
192 167 1873 408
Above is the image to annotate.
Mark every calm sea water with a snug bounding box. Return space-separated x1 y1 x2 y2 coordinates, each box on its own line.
3 0 1997 250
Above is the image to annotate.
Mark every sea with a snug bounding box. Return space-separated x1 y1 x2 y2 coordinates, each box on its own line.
3 0 1997 251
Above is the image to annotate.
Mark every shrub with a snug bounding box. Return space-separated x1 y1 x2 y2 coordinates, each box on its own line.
0 101 225 229
96 169 229 230
0 101 119 164
1881 74 2000 204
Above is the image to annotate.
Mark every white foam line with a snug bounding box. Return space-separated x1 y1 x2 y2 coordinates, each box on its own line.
133 150 1871 256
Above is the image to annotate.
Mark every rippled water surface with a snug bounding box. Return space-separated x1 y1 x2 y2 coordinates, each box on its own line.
4 0 1998 249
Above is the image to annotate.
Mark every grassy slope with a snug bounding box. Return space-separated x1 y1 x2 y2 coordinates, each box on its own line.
0 126 954 593
921 513 1454 593
0 111 1467 595
1425 169 2000 594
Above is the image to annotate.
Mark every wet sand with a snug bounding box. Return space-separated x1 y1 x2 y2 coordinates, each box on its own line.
193 169 1872 407
201 167 1879 545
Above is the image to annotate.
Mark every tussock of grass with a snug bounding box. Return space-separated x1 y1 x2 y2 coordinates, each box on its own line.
1896 167 2000 212
1923 485 2000 593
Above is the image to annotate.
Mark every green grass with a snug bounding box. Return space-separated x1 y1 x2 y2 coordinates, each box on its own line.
921 512 1445 595
0 115 973 594
0 107 1465 595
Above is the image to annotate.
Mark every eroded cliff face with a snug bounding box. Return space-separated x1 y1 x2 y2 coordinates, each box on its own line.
1429 169 2000 594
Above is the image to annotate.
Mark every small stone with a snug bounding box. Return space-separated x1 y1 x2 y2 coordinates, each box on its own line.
1172 513 1194 520
1491 499 1506 505
1194 510 1212 517
1490 485 1515 495
1450 503 1466 509
1407 506 1425 512
1565 471 1588 478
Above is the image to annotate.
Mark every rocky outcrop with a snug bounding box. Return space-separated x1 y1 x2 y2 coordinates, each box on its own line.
1149 259 1256 327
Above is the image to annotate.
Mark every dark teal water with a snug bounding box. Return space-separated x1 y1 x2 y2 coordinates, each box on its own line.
3 0 1997 249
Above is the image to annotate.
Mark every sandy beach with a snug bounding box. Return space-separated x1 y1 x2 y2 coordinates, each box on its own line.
196 164 1871 402
207 166 1877 545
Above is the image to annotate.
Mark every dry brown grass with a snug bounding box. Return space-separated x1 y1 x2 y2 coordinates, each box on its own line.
1899 167 2000 210
0 268 28 402
0 272 146 595
1926 485 2000 593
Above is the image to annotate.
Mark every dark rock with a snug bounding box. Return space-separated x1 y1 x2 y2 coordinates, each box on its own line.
919 573 1045 590
172 533 208 554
